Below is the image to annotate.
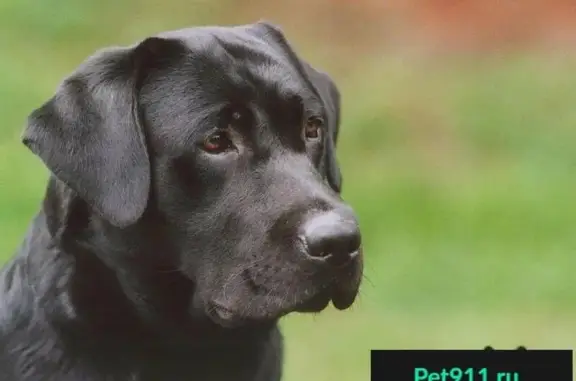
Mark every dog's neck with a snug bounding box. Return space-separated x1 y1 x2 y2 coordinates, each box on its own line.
27 176 279 349
7 195 282 381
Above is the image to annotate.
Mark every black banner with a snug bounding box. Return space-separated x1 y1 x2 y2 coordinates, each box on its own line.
371 349 572 381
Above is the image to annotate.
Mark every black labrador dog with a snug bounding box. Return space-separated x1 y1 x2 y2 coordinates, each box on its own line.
0 22 363 381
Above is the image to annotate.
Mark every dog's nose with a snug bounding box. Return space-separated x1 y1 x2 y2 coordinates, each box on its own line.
301 210 361 267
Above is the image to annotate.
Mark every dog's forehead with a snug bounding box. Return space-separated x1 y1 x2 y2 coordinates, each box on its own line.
155 24 272 52
153 24 315 98
155 23 280 54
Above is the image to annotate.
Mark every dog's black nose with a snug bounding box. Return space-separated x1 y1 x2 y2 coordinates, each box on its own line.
301 210 361 267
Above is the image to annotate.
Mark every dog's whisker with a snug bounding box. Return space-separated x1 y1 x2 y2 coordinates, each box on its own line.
362 273 375 288
219 256 270 305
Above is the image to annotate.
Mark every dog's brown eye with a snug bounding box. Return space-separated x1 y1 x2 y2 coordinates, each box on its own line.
203 130 232 153
304 117 323 140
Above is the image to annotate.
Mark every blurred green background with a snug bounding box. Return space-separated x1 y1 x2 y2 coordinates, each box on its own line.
1 1 575 380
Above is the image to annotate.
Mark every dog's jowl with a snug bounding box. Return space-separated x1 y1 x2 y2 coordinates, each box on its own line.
0 22 363 381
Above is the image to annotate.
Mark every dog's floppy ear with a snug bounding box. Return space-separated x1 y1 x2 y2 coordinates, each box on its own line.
22 37 177 228
251 21 343 193
304 65 343 193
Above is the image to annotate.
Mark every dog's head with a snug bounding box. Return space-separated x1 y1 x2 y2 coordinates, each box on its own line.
22 22 363 328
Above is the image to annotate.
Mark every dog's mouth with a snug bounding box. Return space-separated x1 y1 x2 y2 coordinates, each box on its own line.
203 258 363 328
294 280 359 313
206 282 359 329
207 292 331 329
293 290 332 313
207 302 243 329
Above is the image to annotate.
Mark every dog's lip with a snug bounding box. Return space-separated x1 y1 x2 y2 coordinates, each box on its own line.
206 256 363 326
331 266 362 310
208 291 332 326
210 302 236 320
207 301 245 328
241 264 361 313
293 291 331 312
331 287 358 310
206 288 352 327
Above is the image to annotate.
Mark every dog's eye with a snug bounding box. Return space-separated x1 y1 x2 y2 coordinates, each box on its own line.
304 117 323 140
203 130 233 153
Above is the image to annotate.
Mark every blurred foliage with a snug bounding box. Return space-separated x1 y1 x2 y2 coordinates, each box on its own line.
1 1 576 380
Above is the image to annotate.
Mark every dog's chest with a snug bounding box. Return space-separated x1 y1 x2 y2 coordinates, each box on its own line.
127 354 279 381
122 339 282 381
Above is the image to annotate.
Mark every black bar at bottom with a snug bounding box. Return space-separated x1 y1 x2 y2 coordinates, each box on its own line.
371 349 572 381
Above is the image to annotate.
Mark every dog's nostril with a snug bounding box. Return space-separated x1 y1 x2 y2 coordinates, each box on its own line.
302 211 361 266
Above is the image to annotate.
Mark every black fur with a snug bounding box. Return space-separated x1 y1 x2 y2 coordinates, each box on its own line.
0 22 363 381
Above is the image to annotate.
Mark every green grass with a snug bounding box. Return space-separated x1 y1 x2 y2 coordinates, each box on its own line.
1 3 576 380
